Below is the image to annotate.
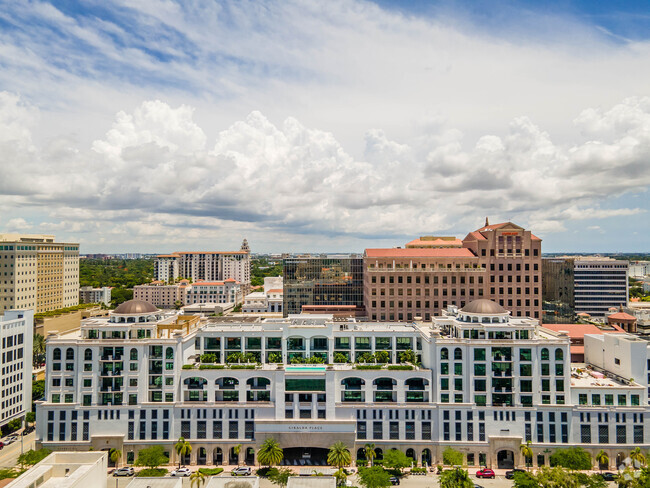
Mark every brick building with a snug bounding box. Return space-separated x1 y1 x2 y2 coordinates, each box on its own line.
363 221 542 321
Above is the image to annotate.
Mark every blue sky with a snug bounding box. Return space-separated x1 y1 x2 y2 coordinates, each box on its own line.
0 0 648 253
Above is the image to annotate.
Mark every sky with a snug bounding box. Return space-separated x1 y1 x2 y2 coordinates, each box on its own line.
0 0 649 254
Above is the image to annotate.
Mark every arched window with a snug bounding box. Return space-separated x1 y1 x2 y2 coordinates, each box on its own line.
454 348 462 360
166 347 174 360
555 348 564 361
341 377 365 390
66 348 74 361
541 348 549 361
130 348 138 361
440 348 449 360
84 348 92 361
52 348 61 361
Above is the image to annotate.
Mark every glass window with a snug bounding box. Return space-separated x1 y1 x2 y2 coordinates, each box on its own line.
520 364 532 376
618 395 627 406
541 348 549 360
440 378 448 390
454 363 462 375
555 349 563 361
474 348 485 361
441 363 449 375
519 349 532 361
579 394 588 405
474 363 486 376
605 395 614 406
454 348 462 360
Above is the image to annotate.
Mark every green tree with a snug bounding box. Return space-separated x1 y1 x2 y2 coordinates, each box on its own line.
549 447 592 471
438 467 473 488
357 352 375 363
200 353 217 363
630 447 646 468
233 444 242 465
442 447 463 466
333 353 348 363
398 349 416 364
33 334 46 367
268 467 293 488
32 380 45 401
268 353 282 363
18 449 52 468
383 449 411 474
190 470 207 488
520 441 533 470
512 471 539 488
595 450 609 473
358 466 392 488
175 437 192 468
327 442 351 470
334 468 348 487
364 444 377 467
110 448 122 467
134 445 169 470
25 412 36 424
258 438 284 467
374 351 390 363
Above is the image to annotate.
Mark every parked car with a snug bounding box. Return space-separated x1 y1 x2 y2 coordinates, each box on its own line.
3 436 18 446
389 476 400 485
598 472 617 482
22 426 35 435
475 468 495 479
473 485 485 488
171 467 192 477
505 468 526 479
232 467 252 476
113 467 135 477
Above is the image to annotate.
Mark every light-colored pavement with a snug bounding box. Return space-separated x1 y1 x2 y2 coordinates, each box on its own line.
0 432 35 469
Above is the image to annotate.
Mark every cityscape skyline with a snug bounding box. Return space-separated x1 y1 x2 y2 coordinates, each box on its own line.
1 1 649 254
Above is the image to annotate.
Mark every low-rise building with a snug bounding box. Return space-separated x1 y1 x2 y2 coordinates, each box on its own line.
79 286 111 306
133 281 189 309
0 309 33 429
186 280 243 306
6 451 107 488
243 277 283 314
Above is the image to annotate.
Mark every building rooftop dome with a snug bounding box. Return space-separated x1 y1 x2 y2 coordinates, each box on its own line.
113 299 159 315
461 299 507 315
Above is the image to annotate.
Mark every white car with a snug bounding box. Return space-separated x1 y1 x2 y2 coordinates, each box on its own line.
232 467 252 476
3 436 18 445
171 467 192 477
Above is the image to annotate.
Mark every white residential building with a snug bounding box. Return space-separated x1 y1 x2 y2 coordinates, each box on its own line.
0 309 33 428
243 277 283 314
79 286 111 306
36 299 650 471
186 280 243 306
154 240 251 288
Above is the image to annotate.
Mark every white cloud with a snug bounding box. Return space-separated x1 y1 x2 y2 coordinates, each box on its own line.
4 218 31 231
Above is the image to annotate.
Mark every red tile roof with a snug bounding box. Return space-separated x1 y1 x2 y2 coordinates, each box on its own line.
365 248 476 258
266 289 283 293
608 312 637 321
405 237 463 247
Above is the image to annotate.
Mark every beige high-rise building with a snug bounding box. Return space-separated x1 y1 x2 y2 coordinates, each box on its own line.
0 234 79 314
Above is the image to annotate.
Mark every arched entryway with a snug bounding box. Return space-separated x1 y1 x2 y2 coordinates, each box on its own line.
357 448 366 461
229 447 239 465
616 452 627 470
213 447 223 465
245 447 255 465
281 448 329 466
406 449 416 463
374 448 383 461
421 449 432 467
197 447 207 465
497 450 514 469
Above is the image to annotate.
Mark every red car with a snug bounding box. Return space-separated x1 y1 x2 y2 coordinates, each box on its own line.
476 468 495 479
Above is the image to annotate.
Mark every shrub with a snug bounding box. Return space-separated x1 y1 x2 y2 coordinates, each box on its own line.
136 468 167 477
257 467 274 477
356 460 368 468
549 447 592 471
199 364 225 370
355 365 382 370
182 364 195 369
199 467 224 475
200 353 217 363
387 365 413 370
230 364 256 369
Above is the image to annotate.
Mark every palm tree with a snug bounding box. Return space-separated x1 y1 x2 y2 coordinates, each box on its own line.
519 441 533 470
258 438 284 467
334 468 347 487
190 470 207 488
327 442 351 469
175 437 192 468
233 444 242 465
630 447 646 468
596 450 609 473
364 443 376 467
109 448 122 467
33 334 46 367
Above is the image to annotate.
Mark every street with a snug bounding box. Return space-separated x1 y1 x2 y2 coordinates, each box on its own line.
0 432 35 469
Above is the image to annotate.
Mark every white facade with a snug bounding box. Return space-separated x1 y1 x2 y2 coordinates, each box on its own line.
186 280 243 306
79 286 111 306
6 451 107 488
154 241 251 286
0 309 33 428
133 281 189 308
36 299 650 471
243 277 283 314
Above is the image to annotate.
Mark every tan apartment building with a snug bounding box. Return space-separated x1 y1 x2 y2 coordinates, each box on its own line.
363 221 542 321
133 280 189 309
0 234 79 314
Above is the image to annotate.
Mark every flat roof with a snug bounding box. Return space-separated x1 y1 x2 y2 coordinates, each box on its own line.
365 248 476 258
